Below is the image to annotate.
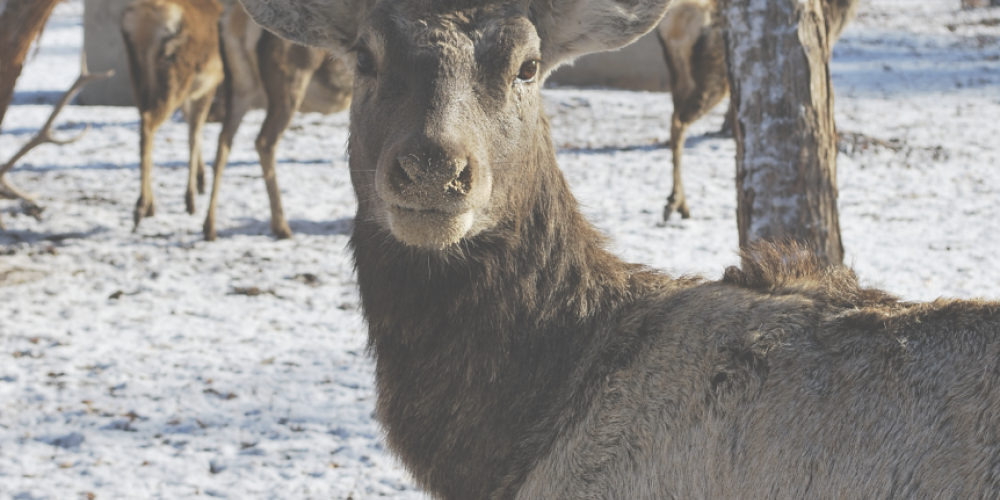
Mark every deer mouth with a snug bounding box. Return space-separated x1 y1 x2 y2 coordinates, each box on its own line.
374 145 492 250
386 204 476 250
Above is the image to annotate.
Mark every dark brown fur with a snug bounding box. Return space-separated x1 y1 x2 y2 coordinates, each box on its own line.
355 185 1000 500
351 131 670 498
237 0 1000 498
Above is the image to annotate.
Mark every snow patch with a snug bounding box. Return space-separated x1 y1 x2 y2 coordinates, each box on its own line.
1 0 999 498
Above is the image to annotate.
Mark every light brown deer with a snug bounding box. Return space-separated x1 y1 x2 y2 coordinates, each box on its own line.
122 0 351 238
120 0 224 227
202 1 352 240
656 0 858 221
239 0 1000 498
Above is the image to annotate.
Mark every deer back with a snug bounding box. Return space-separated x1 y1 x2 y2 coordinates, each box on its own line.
121 0 223 112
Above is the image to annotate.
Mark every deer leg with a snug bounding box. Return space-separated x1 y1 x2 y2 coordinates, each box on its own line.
203 99 250 241
255 108 296 241
185 94 213 215
664 113 691 221
134 111 165 228
719 97 735 137
255 69 312 240
197 154 207 195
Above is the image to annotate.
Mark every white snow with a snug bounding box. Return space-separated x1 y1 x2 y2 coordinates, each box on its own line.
1 0 998 498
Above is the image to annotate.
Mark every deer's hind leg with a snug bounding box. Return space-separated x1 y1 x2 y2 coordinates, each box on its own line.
255 37 323 239
204 89 251 241
134 105 172 229
664 113 691 221
124 31 172 229
184 92 214 215
255 86 307 240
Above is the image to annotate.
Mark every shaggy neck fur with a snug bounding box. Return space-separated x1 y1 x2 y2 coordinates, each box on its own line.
350 112 670 499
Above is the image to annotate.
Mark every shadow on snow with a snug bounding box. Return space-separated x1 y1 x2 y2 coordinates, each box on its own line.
0 224 110 246
216 217 353 239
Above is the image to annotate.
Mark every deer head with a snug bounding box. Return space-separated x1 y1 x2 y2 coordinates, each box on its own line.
239 0 671 250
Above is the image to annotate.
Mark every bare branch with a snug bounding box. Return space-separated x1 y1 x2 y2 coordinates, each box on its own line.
0 50 113 228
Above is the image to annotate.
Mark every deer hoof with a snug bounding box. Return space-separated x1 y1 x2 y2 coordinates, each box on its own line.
185 191 197 215
663 195 690 221
679 204 691 219
203 219 217 241
272 221 293 240
134 197 155 226
197 171 206 195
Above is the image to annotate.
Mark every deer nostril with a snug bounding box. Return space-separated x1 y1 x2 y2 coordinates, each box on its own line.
393 155 417 186
391 151 473 197
449 162 473 195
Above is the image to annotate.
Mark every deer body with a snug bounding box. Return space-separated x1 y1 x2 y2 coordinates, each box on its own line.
236 0 1000 498
121 0 224 226
656 0 858 221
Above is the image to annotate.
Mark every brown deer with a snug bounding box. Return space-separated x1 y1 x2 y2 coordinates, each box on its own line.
122 0 351 238
120 0 224 227
239 0 1000 498
202 1 352 240
656 0 858 221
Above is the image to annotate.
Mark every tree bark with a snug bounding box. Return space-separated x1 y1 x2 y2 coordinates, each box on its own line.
720 0 844 265
0 0 61 130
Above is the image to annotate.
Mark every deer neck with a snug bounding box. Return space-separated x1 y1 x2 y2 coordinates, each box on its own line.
348 116 650 499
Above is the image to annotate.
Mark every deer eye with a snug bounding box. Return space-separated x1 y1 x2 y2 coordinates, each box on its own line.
356 48 376 76
516 60 539 83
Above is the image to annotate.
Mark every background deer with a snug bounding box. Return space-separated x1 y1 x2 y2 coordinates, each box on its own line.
122 0 351 238
121 0 223 228
656 0 858 221
203 1 352 240
655 0 727 220
237 0 1000 498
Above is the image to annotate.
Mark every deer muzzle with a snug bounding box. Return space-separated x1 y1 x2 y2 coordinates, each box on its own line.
375 142 490 250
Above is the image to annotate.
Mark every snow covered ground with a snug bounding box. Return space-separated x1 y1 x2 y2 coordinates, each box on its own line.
0 0 998 498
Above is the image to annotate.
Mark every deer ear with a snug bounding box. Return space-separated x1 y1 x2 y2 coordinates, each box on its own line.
236 0 362 53
531 0 671 74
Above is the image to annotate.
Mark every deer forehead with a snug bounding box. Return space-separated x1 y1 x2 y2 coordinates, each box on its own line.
362 3 540 65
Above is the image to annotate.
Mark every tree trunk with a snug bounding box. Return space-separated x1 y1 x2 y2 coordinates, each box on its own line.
720 0 844 265
0 0 61 130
